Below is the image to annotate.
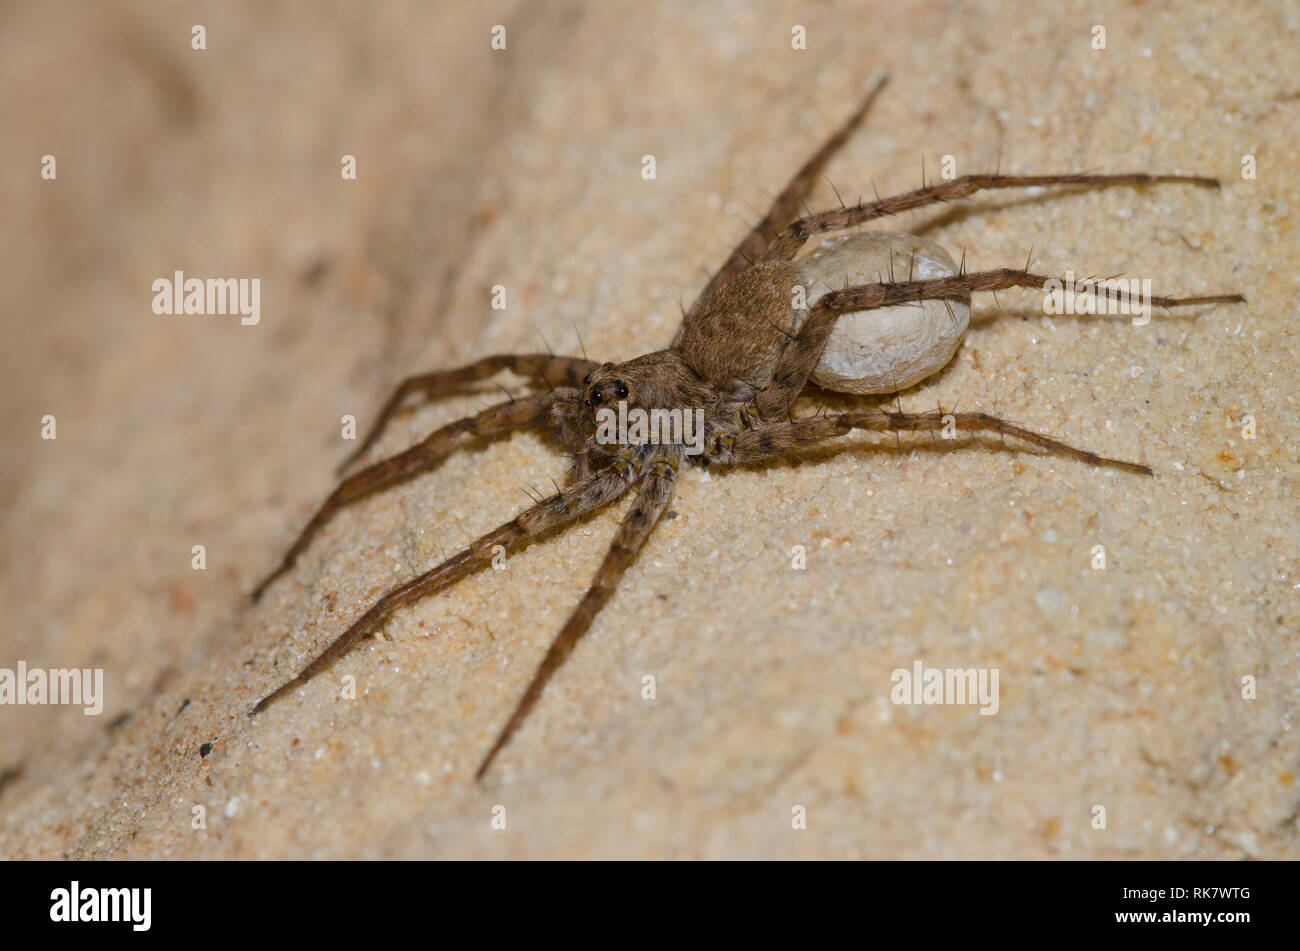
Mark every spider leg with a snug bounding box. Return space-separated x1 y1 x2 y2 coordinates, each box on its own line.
341 354 598 473
762 171 1223 261
753 269 1243 418
672 75 889 345
719 409 1152 474
251 390 562 602
475 458 678 780
250 465 634 715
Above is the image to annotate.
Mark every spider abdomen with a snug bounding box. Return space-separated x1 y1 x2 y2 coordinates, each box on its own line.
795 231 969 394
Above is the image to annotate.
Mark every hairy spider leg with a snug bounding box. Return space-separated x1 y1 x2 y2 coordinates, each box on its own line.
673 74 890 345
761 171 1221 261
250 465 634 715
342 354 598 473
718 407 1152 474
251 390 561 602
476 459 678 780
753 269 1243 419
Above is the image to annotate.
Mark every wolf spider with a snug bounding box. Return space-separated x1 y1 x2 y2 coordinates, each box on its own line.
248 76 1242 780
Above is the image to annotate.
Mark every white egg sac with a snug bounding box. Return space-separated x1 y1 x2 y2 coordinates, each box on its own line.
793 231 970 394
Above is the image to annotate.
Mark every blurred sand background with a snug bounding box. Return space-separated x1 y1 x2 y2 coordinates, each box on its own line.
1 0 1296 858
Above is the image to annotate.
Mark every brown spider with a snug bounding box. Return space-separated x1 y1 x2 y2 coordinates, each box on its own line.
247 76 1242 780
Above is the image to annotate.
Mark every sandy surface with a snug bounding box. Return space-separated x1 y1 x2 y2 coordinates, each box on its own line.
1 0 1296 859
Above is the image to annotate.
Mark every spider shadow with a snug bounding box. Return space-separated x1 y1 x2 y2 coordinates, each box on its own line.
965 303 1202 329
897 184 1187 241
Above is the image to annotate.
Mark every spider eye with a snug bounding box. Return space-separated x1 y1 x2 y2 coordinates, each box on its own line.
588 389 602 405
582 373 591 387
614 383 629 400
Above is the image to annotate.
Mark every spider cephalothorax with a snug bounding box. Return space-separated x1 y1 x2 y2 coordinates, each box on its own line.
247 76 1242 779
583 350 719 419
